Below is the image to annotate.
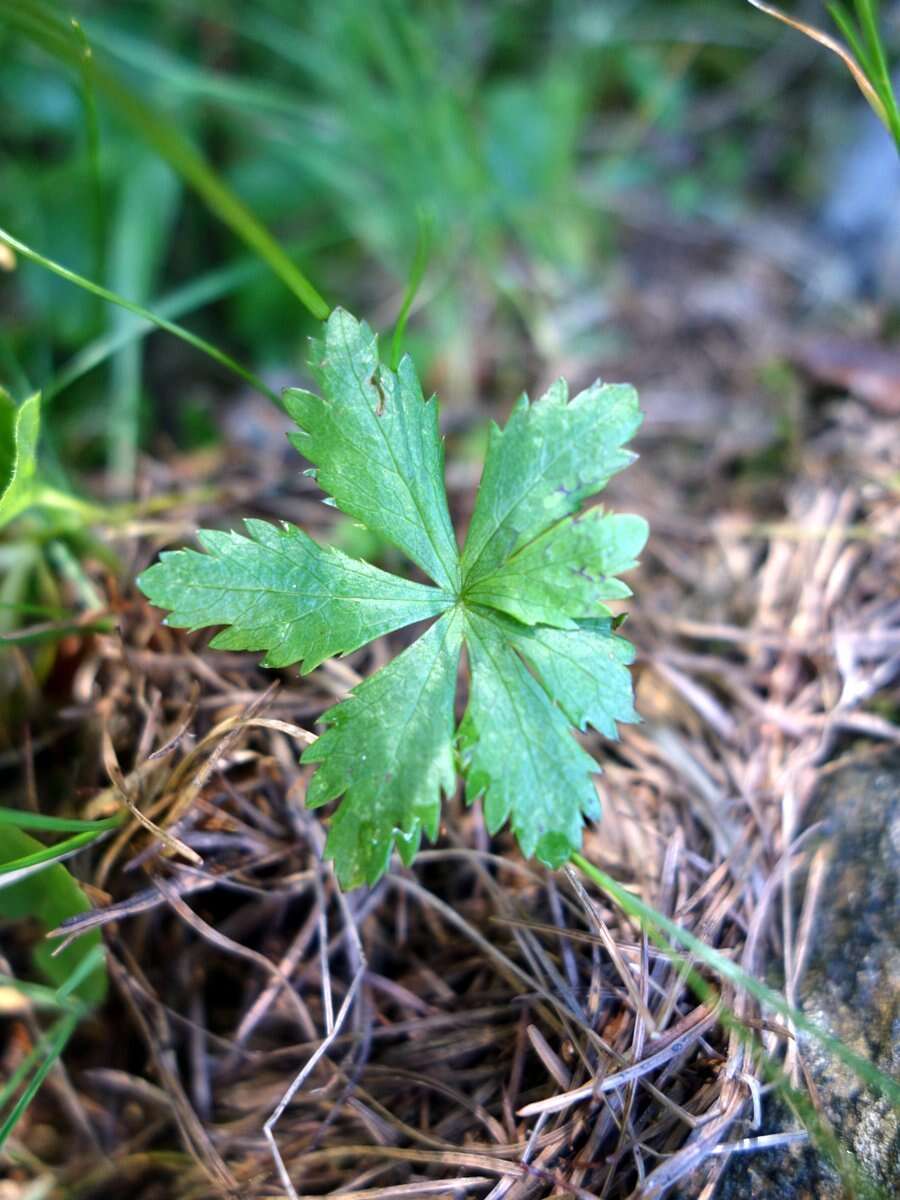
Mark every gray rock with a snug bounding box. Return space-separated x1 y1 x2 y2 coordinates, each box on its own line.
715 754 900 1198
820 74 900 305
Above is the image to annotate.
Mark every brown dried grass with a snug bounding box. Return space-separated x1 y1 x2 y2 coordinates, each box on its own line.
2 270 898 1200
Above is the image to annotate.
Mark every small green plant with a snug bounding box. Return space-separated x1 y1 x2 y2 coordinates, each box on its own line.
139 309 647 888
0 809 118 1152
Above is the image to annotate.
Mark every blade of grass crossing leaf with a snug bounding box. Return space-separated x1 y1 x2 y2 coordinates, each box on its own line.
0 827 106 1006
0 807 124 834
0 227 280 406
0 828 113 885
0 974 81 1013
0 0 331 319
571 851 900 1107
56 943 107 1002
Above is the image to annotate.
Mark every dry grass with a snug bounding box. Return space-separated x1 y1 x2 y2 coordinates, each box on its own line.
2 233 899 1199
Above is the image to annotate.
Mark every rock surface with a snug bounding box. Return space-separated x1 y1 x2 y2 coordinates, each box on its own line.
715 753 900 1198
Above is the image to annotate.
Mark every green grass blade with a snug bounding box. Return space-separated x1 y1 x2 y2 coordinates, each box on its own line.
852 0 882 61
0 617 113 648
0 1047 43 1127
828 3 877 77
81 19 317 121
0 1020 53 1108
0 828 107 1005
0 973 83 1015
0 1012 79 1153
0 334 34 402
853 0 884 64
70 17 105 285
46 260 267 403
852 0 900 145
42 258 257 403
0 226 280 406
0 599 69 618
826 1 900 148
56 942 107 1002
0 943 105 1154
0 828 112 886
565 857 883 1195
43 231 344 404
389 210 434 371
571 851 900 1108
107 155 180 486
0 808 124 834
0 0 330 320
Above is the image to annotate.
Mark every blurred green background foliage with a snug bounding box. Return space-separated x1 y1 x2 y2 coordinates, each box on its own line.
2 0 881 479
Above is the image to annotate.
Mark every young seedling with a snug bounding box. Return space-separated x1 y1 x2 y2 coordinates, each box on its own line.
139 309 648 888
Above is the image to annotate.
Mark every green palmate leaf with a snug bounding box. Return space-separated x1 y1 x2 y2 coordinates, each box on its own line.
460 377 642 583
139 307 646 887
137 519 452 673
283 310 461 590
466 509 648 627
0 392 41 529
303 608 464 888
